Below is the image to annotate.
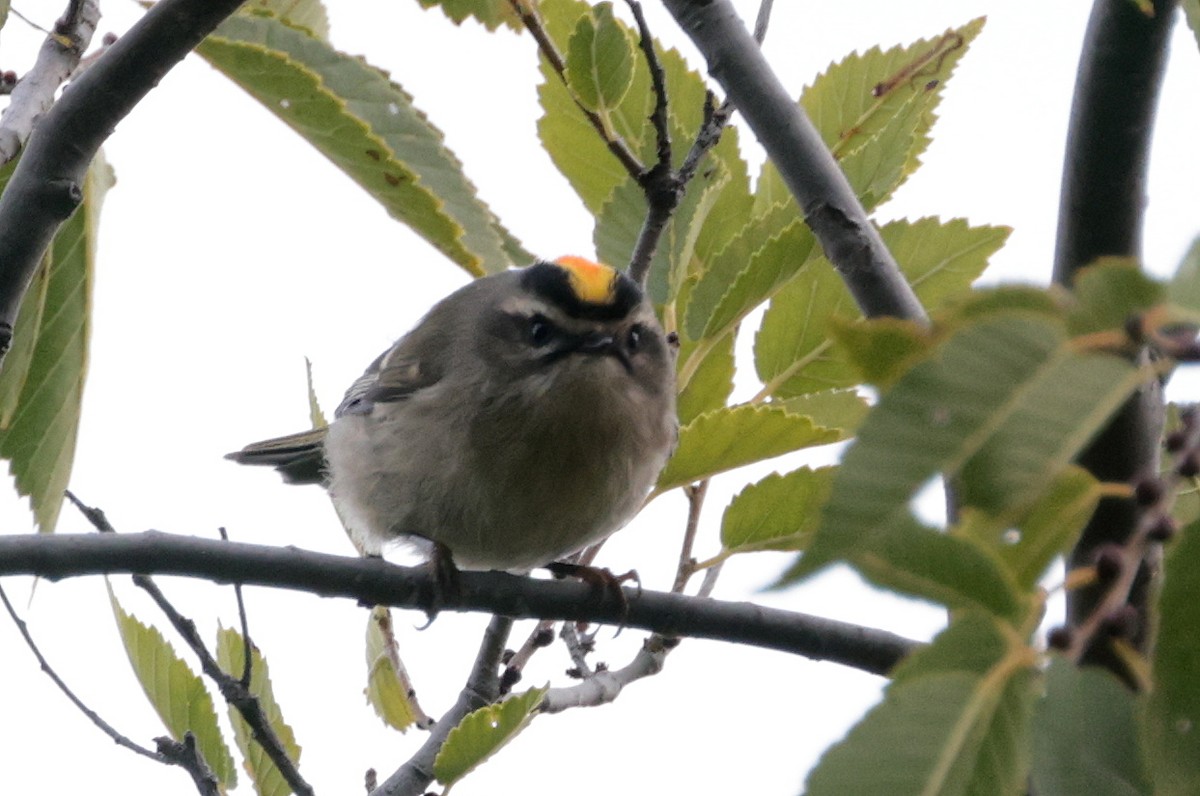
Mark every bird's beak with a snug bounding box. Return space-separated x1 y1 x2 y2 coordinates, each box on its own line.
575 331 632 372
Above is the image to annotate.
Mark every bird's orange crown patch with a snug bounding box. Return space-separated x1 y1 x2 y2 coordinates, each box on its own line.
554 255 618 306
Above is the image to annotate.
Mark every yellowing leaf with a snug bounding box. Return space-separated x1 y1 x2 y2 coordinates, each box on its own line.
109 586 237 787
656 404 842 492
199 11 526 277
216 628 302 796
415 0 520 30
434 687 547 788
365 606 431 732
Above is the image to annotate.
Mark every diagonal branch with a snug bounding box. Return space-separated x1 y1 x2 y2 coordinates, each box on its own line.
0 0 247 363
374 615 513 796
0 0 99 164
0 531 918 676
658 0 926 323
1052 0 1175 684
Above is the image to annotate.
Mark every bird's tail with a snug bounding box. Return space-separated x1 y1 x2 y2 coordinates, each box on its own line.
225 427 328 485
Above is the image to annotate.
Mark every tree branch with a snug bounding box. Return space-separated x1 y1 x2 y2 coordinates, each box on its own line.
0 0 247 362
658 0 926 322
374 615 513 796
1052 0 1175 683
0 0 99 164
0 531 918 676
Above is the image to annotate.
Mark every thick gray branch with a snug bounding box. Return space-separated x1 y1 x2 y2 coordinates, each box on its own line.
0 0 246 361
0 531 917 676
659 0 926 322
0 1 100 164
1053 0 1175 683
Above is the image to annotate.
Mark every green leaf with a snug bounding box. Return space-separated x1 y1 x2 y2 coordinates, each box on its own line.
806 612 1034 796
565 3 635 115
0 154 109 532
414 0 520 30
1033 658 1150 796
755 217 1006 399
831 316 933 387
688 212 816 343
773 388 871 435
216 627 302 796
956 465 1101 590
109 586 237 787
365 606 430 732
1143 515 1200 796
721 466 835 554
675 331 735 426
198 11 526 277
242 0 329 39
1066 258 1165 336
434 687 547 788
1167 235 1200 316
797 312 1143 582
656 404 842 493
757 19 985 214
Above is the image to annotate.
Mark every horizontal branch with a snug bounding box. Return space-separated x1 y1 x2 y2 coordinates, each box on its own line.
0 531 917 676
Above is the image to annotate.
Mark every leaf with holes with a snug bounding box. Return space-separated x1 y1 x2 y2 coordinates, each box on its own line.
434 687 547 788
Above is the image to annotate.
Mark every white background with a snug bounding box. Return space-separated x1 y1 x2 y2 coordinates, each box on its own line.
0 1 1197 793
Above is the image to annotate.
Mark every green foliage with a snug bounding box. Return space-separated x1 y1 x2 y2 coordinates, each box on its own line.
655 404 844 493
720 466 835 555
1033 659 1150 796
414 0 521 30
0 155 108 532
216 627 303 796
1168 235 1200 317
806 613 1036 795
1143 515 1200 795
198 7 528 278
788 307 1145 609
433 687 547 790
565 3 635 117
109 587 237 787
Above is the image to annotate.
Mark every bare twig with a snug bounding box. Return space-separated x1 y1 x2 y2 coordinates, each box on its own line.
506 0 644 178
0 0 99 165
1052 0 1175 684
67 496 314 796
0 531 918 675
0 582 167 765
671 480 709 593
660 0 926 322
375 615 513 796
218 527 254 687
155 733 221 796
0 0 247 363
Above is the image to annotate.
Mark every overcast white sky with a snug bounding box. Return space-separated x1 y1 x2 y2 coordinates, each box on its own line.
1 1 1198 793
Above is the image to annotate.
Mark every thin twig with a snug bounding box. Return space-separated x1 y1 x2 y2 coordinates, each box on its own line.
375 615 514 796
751 0 774 44
219 527 254 688
0 582 167 764
506 0 644 178
67 496 314 796
671 480 709 593
155 733 221 796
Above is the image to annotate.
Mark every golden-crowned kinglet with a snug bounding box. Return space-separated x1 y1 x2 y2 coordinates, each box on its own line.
227 257 677 572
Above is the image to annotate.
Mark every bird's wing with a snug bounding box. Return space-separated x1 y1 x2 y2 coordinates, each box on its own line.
335 336 443 417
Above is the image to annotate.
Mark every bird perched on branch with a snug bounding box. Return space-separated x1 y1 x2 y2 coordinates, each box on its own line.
227 257 677 573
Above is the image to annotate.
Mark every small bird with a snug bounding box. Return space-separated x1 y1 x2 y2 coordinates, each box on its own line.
227 257 677 572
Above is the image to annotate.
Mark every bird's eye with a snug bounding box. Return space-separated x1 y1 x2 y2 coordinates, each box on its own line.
528 315 555 347
627 325 643 352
